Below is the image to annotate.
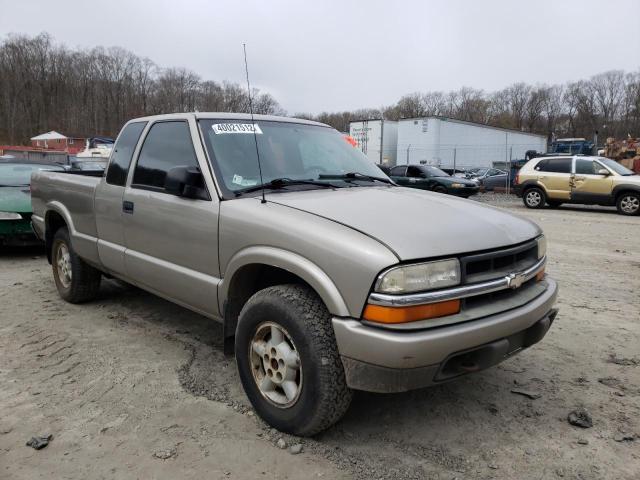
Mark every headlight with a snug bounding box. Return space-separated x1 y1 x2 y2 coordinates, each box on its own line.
376 258 461 294
0 211 22 220
450 183 465 188
537 235 546 259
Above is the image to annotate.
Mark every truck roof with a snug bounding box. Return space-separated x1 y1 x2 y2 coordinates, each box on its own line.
126 112 330 128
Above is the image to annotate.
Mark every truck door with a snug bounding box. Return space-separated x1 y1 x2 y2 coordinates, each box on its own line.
95 121 147 274
571 158 614 203
122 119 221 318
534 157 572 200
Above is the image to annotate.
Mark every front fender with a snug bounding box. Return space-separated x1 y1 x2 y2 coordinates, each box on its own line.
219 246 350 317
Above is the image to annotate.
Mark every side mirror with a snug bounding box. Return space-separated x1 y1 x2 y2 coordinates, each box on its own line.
597 168 610 176
165 165 207 199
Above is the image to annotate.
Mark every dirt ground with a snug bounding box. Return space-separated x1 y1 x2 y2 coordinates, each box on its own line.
1 194 639 480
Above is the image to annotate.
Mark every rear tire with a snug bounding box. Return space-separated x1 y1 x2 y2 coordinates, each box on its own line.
616 192 640 216
523 187 546 209
235 284 352 436
52 227 101 303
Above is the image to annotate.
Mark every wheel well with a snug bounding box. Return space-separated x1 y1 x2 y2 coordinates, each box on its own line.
615 189 640 202
522 183 542 193
44 211 67 263
222 264 315 354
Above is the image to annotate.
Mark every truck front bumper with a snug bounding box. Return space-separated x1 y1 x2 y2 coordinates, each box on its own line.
332 277 558 393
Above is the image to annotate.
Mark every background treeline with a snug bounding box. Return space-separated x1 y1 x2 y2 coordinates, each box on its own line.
300 71 640 141
0 33 284 144
1 32 639 144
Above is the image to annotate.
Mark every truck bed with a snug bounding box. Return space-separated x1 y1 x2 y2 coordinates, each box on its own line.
31 170 102 260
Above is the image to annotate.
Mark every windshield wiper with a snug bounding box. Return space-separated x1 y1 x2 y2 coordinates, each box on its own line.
235 178 339 196
319 172 395 185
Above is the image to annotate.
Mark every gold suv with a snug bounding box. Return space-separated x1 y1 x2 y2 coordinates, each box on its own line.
515 156 640 216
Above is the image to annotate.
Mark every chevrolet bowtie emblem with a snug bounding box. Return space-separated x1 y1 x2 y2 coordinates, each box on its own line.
506 272 526 289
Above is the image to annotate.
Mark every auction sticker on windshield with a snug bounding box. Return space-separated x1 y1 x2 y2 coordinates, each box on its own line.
212 123 263 134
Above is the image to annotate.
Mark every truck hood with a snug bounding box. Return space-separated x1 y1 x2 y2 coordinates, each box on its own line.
269 186 541 260
0 186 32 214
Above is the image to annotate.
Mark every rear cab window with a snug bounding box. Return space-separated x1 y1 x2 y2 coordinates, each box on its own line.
106 122 147 186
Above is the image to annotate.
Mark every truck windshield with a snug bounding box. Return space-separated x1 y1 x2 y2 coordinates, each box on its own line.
199 120 388 195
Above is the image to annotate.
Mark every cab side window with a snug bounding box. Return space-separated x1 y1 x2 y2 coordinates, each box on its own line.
132 121 199 191
538 158 572 173
105 122 147 186
390 166 407 177
575 159 597 175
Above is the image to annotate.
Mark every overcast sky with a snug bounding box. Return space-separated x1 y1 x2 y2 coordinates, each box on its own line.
1 0 638 114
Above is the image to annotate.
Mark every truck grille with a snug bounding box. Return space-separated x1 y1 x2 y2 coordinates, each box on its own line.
460 240 539 284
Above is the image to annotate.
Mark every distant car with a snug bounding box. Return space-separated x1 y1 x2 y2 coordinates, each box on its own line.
389 164 479 198
0 162 65 246
515 155 640 215
465 167 509 190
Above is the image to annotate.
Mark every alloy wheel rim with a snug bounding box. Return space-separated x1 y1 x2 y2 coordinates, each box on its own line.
620 196 639 214
526 191 541 206
249 322 302 408
56 243 72 288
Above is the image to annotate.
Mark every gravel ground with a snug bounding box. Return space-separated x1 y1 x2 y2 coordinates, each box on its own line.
1 193 639 479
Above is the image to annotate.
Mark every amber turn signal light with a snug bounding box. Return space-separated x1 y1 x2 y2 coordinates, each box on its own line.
363 300 461 324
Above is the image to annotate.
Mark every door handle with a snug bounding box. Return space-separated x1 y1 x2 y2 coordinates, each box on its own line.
122 200 134 214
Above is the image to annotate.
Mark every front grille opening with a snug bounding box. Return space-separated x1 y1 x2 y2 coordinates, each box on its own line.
494 255 513 269
462 242 538 284
467 259 491 275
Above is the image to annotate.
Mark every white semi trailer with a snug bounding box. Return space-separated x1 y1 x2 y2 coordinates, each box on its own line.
349 119 398 166
396 117 547 169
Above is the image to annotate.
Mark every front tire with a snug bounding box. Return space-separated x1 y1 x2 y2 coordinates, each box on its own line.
617 192 640 216
235 284 352 436
433 185 448 194
523 187 546 209
52 227 101 303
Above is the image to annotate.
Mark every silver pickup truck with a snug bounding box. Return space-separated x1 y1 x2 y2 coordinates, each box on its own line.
31 113 558 436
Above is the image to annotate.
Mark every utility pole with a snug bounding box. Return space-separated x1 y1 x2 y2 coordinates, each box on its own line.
453 147 457 173
379 118 384 164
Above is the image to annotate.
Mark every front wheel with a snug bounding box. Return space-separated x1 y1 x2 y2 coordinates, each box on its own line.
235 284 352 436
433 186 448 194
617 192 640 216
523 188 546 209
